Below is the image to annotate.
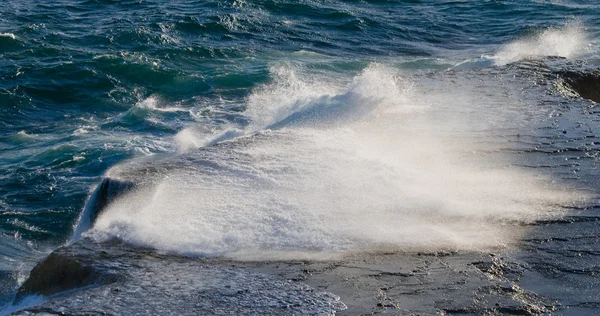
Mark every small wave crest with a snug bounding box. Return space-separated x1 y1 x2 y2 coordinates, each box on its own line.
492 24 589 66
106 96 191 128
0 33 16 40
1 131 37 145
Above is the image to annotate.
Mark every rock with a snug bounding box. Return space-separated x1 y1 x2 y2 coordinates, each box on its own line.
558 70 600 103
15 251 97 301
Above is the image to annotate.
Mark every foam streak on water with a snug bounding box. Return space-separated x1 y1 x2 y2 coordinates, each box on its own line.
87 64 588 259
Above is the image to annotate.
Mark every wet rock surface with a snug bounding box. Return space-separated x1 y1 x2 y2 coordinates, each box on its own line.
16 252 100 301
558 70 600 103
12 240 347 316
13 232 600 315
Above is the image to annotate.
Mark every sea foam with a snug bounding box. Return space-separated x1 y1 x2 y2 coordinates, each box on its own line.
87 64 588 259
0 33 16 40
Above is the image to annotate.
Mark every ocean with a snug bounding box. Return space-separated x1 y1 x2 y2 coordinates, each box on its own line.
1 0 600 314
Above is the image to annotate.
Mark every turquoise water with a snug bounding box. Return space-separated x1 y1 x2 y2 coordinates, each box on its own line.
1 0 600 309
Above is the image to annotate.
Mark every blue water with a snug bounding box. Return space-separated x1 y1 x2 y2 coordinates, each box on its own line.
1 0 600 309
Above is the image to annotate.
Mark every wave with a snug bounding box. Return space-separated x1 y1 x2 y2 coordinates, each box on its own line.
0 33 16 40
0 32 21 52
124 96 190 116
100 96 192 131
492 24 589 66
81 63 588 260
1 131 38 145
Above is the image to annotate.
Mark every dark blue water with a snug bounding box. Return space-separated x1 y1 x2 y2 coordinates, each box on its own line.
1 0 600 311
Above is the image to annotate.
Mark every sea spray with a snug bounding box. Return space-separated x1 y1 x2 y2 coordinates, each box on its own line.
493 24 589 66
83 64 589 259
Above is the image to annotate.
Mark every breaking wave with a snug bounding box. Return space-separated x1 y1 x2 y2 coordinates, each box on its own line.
493 24 589 66
84 64 588 259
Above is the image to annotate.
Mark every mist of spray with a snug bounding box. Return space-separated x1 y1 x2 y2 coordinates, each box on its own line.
88 63 589 259
493 24 588 66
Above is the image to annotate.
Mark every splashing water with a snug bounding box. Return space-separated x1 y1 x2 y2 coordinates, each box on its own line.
493 24 589 66
86 64 588 260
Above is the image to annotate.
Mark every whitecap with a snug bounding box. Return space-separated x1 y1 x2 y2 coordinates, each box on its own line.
492 24 589 66
0 33 16 40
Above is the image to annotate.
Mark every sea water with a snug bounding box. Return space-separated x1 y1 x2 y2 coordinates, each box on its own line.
1 0 600 310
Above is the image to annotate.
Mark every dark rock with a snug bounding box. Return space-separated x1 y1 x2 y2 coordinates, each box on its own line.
16 251 98 301
12 239 346 315
558 70 600 103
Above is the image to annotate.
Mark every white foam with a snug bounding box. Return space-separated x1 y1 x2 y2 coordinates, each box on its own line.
133 96 188 113
114 96 191 125
174 126 244 152
493 24 588 66
0 33 16 40
88 64 589 259
245 63 341 130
